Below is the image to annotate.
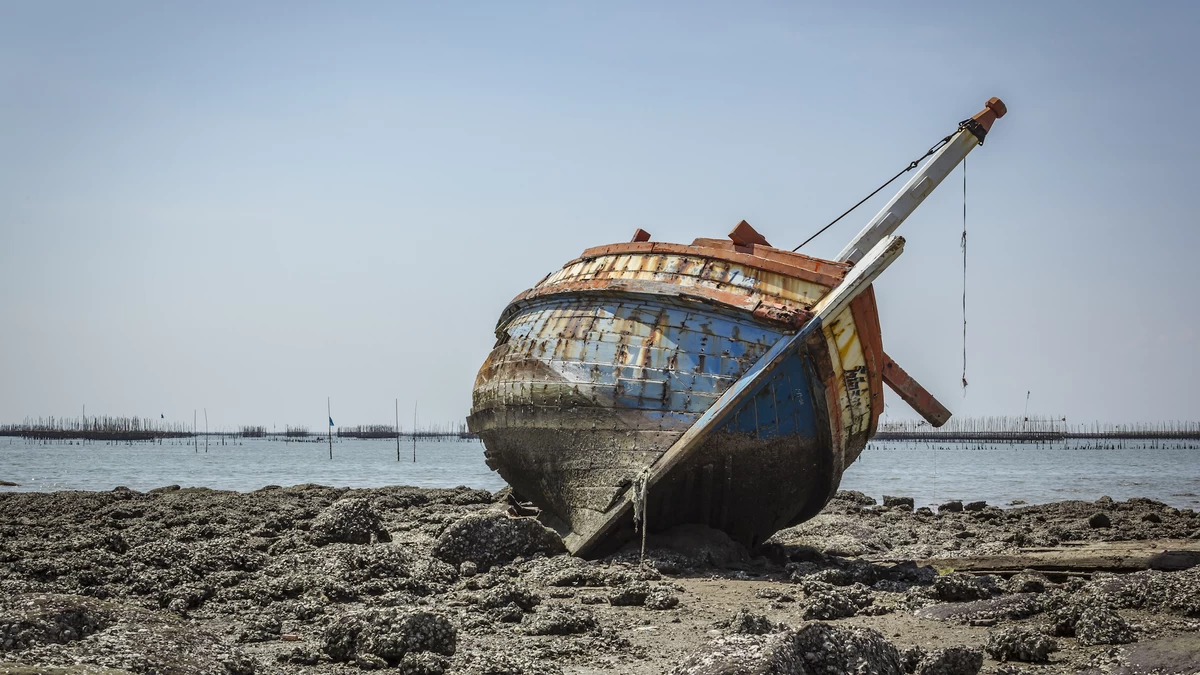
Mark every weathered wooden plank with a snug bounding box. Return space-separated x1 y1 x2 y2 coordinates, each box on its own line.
881 352 952 427
898 540 1200 576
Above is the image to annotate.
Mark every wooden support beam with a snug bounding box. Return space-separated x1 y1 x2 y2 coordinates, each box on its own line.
881 353 952 427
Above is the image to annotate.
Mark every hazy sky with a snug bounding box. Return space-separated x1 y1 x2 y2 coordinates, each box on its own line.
2 1 1198 430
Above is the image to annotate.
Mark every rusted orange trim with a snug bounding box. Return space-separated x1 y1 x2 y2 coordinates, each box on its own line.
506 278 814 330
849 286 884 438
970 97 1007 134
688 239 849 280
751 303 814 329
728 220 771 247
573 241 848 288
881 352 952 427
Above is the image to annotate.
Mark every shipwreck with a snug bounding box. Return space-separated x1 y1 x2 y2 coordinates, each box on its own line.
467 98 1008 556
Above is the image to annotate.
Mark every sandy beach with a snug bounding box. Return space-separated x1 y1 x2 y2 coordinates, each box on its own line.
1 485 1198 675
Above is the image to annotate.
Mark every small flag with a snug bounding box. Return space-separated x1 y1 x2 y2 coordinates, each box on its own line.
160 414 164 419
329 416 335 427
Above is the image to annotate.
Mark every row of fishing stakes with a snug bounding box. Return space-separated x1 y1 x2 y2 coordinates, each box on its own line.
395 398 416 463
325 398 418 463
194 409 209 454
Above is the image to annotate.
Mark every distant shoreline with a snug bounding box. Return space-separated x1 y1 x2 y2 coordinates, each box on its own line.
874 430 1200 442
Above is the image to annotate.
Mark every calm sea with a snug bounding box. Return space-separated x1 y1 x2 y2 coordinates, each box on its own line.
2 437 1198 510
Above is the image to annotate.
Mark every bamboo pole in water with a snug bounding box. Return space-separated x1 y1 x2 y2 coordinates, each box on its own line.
395 398 400 462
327 398 333 460
412 401 417 463
204 408 208 453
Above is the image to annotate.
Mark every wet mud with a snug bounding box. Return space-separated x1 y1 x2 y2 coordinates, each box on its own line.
1 486 1198 674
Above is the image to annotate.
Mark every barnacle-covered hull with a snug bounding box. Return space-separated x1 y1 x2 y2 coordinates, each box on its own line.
467 235 884 553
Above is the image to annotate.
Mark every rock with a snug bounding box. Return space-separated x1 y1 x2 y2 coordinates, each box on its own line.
1043 602 1084 637
674 622 903 675
431 512 563 570
1074 605 1135 646
278 645 322 665
478 583 541 611
932 573 999 602
459 561 478 577
886 561 937 585
448 488 493 505
728 608 776 635
488 602 525 623
0 593 114 650
884 495 915 509
309 498 391 545
835 490 879 506
914 647 983 675
797 580 873 620
914 593 1043 625
1088 512 1112 529
1088 566 1200 616
1005 572 1047 594
964 501 987 512
984 626 1057 663
1 593 257 675
520 607 597 635
322 608 455 666
937 501 964 513
608 582 651 607
0 480 19 487
645 589 679 610
819 535 867 558
1142 512 1162 523
901 646 926 674
640 524 750 569
238 613 282 643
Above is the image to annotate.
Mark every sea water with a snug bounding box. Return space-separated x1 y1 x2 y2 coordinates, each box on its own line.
2 436 1198 510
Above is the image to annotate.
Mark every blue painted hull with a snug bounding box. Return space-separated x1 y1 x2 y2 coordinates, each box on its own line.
468 240 881 552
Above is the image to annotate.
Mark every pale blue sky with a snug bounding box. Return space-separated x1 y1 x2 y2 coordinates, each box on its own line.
2 1 1198 430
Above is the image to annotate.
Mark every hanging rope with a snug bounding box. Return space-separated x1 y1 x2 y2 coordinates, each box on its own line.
631 474 649 561
792 132 955 252
961 158 968 392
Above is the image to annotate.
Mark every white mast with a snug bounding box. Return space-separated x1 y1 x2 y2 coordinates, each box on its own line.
837 97 1006 264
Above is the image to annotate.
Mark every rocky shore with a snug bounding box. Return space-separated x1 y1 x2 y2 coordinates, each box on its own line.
1 485 1198 674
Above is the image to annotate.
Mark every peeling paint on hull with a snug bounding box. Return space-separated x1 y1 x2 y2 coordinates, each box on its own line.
468 240 883 553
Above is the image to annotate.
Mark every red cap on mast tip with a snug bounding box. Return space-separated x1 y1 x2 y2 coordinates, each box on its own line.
970 97 1008 133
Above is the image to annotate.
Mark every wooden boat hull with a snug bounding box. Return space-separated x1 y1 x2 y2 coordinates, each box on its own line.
467 239 884 552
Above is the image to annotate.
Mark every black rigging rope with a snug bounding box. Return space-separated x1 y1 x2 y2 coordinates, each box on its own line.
792 132 956 253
